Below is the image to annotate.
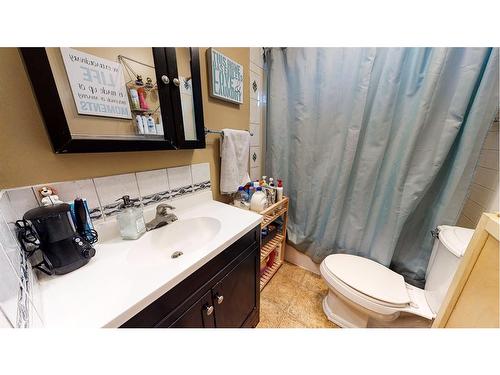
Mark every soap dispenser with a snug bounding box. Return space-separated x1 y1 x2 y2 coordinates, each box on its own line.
116 195 146 240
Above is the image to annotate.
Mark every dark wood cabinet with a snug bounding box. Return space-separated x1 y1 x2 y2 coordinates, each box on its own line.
212 250 259 328
169 290 215 328
121 226 260 328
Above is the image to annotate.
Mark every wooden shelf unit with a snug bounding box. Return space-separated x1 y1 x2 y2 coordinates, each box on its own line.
261 234 284 262
260 259 283 290
259 197 289 291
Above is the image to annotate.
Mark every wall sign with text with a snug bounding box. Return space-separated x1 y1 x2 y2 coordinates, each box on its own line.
60 47 132 119
208 48 244 104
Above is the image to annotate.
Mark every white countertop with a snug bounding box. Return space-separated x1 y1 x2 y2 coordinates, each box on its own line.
35 191 262 328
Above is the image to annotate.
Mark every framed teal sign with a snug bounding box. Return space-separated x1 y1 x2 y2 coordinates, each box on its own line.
208 48 244 104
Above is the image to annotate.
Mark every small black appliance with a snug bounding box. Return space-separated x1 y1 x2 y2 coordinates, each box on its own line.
22 203 96 275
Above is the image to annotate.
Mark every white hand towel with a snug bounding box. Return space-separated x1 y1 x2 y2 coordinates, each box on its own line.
220 129 251 194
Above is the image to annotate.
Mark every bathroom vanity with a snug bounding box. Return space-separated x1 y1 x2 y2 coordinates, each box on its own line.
122 226 260 328
34 191 262 328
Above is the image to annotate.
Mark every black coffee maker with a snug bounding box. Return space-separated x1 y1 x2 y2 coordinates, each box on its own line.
23 203 96 275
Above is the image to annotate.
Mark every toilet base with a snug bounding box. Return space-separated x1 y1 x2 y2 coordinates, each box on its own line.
323 289 403 328
322 290 369 328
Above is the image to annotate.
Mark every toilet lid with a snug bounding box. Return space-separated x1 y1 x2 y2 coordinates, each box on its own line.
324 254 410 305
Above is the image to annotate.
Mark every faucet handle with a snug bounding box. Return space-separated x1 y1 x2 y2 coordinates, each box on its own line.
156 203 176 216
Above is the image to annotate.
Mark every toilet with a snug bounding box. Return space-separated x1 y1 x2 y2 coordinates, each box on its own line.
320 225 474 328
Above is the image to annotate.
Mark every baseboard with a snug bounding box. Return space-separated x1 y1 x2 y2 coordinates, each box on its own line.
284 243 320 275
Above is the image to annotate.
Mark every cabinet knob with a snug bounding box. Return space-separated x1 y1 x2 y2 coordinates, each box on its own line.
173 78 180 86
215 294 224 304
204 304 214 316
161 75 170 85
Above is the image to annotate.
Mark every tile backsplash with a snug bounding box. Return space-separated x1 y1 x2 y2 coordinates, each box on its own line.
167 165 195 199
136 169 170 207
94 173 142 218
34 179 103 220
1 162 211 223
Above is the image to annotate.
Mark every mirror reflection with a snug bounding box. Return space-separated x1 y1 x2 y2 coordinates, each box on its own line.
175 48 197 141
46 47 164 140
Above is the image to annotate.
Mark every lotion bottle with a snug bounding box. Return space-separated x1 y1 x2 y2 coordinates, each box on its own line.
146 114 156 134
129 89 140 110
277 179 284 201
116 195 146 240
135 115 144 134
156 113 164 135
141 115 149 134
250 187 267 212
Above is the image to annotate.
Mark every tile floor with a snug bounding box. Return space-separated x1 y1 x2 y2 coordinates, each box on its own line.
257 261 338 328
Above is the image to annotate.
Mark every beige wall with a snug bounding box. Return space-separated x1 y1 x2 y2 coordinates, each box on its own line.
0 47 250 201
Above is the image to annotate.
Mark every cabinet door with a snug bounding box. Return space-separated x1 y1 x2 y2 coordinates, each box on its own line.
168 290 215 328
212 247 259 328
165 48 206 149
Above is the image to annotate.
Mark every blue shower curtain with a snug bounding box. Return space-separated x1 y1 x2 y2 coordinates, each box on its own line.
265 48 499 287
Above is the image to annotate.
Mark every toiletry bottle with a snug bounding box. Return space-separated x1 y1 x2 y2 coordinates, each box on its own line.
137 86 149 110
146 114 156 134
141 115 149 134
268 178 276 203
250 187 267 212
233 186 243 207
156 113 164 135
135 115 144 134
234 186 250 210
116 195 146 240
129 88 140 110
248 186 255 200
277 179 284 201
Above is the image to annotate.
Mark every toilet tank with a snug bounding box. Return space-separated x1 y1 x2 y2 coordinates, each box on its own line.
424 225 475 315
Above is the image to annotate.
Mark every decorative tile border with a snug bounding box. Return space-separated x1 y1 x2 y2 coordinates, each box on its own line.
89 207 103 220
16 244 30 328
193 180 211 192
169 185 194 199
102 197 141 217
141 190 170 207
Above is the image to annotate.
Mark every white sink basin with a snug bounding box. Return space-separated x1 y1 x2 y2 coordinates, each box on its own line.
127 217 222 265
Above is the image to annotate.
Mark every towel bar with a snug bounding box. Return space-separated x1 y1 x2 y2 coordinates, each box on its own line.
204 127 253 137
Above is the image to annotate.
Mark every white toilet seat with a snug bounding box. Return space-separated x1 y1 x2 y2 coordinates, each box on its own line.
323 254 411 305
320 261 406 316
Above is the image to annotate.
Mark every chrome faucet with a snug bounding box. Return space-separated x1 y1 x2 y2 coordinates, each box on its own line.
145 204 178 231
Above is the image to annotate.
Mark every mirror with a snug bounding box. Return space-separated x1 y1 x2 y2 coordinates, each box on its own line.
21 47 205 153
45 47 165 141
175 48 197 141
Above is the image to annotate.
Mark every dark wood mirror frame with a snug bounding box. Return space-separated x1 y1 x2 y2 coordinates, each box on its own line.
166 48 206 150
20 47 205 153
